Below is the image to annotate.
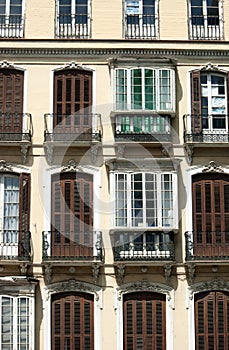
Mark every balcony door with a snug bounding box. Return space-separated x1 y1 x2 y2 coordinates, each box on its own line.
192 173 229 257
53 69 92 137
0 68 24 135
51 172 93 258
123 292 166 350
52 292 94 350
195 291 229 350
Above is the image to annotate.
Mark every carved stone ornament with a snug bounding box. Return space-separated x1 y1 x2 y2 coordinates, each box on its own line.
164 264 173 281
116 264 126 283
91 144 100 164
44 265 52 284
0 60 14 69
20 144 29 164
189 280 229 301
202 161 224 173
92 263 100 284
187 264 196 284
184 144 193 166
20 263 28 275
45 144 54 165
45 279 101 303
117 280 174 309
0 160 13 172
62 159 84 173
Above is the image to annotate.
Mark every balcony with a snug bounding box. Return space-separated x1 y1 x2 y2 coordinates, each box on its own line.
112 231 175 262
42 230 103 263
44 113 102 163
124 15 157 39
185 231 229 261
0 231 31 261
113 113 171 148
0 15 24 38
56 15 91 38
189 17 223 40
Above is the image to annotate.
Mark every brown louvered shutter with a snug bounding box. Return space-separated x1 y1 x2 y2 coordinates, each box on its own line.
195 291 229 350
190 70 202 133
19 173 30 233
123 292 166 350
192 173 229 257
51 172 93 258
226 71 229 116
53 69 92 134
52 292 94 350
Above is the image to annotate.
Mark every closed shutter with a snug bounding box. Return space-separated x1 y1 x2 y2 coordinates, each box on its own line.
51 172 93 257
192 173 229 256
123 292 166 350
0 69 23 134
52 292 94 350
190 70 202 133
19 173 30 232
195 291 229 350
53 69 92 134
227 71 229 117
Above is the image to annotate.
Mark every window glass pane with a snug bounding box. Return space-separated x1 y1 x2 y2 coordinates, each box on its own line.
161 174 173 227
0 0 6 16
116 69 127 110
145 69 155 110
159 70 171 110
131 69 142 109
18 298 29 349
1 297 13 347
145 173 157 227
131 173 143 226
115 174 127 226
3 175 19 244
143 0 155 24
191 0 204 25
59 0 71 24
207 0 219 25
75 0 88 24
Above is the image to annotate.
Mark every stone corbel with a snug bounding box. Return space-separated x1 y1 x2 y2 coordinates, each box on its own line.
116 264 126 283
184 144 193 165
45 144 54 165
91 144 100 164
20 263 28 275
187 264 196 284
92 263 100 284
20 144 29 164
164 264 173 281
44 264 52 284
116 144 125 158
162 143 172 157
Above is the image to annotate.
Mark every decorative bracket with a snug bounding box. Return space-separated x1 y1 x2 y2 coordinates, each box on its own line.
91 144 100 164
92 263 100 284
44 144 54 165
44 264 52 284
116 144 126 158
162 143 172 157
20 263 28 275
187 264 196 284
20 144 29 164
164 264 173 281
116 264 126 283
0 160 13 172
184 144 193 165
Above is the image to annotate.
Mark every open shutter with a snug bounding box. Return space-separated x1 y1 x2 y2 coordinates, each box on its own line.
226 71 229 116
19 173 30 233
190 70 202 133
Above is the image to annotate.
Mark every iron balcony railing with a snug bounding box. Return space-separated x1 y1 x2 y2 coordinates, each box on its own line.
113 232 175 261
0 231 31 260
44 113 102 143
114 114 171 142
0 113 32 142
185 231 229 261
42 231 103 261
0 15 25 38
124 14 157 39
189 16 223 40
56 14 91 38
183 114 229 143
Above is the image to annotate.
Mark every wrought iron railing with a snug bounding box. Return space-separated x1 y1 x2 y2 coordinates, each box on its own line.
0 15 24 38
44 113 102 142
114 114 171 142
0 113 32 142
0 231 31 260
56 14 91 38
189 16 223 40
124 14 157 39
113 232 175 261
185 231 229 261
42 231 103 261
183 114 229 143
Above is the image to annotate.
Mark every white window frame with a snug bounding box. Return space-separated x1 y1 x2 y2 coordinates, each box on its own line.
0 0 25 38
111 171 178 229
124 0 159 39
42 280 102 350
188 0 224 40
114 67 175 113
56 0 91 38
115 281 174 350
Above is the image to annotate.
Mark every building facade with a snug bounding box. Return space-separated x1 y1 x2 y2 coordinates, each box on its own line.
0 0 229 349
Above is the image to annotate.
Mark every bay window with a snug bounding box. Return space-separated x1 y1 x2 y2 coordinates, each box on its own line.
115 67 175 112
115 172 176 229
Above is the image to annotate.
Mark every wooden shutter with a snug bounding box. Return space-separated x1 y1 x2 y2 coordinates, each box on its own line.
195 291 229 350
190 70 202 133
52 292 94 350
51 172 93 258
192 173 229 256
123 292 166 350
53 69 92 133
226 71 229 116
19 173 31 233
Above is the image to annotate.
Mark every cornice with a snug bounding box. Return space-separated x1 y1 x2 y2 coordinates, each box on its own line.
1 47 229 59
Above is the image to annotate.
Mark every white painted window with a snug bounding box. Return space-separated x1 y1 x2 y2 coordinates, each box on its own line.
114 172 176 229
0 295 32 349
189 0 223 40
124 0 159 39
115 68 175 112
0 0 25 38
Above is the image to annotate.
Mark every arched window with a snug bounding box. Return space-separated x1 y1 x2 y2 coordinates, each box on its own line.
52 292 94 350
123 292 166 350
195 290 229 349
